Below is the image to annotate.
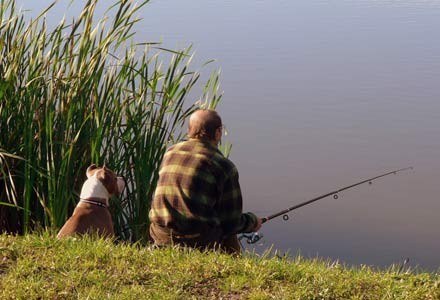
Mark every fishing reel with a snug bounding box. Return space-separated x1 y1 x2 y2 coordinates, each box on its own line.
238 232 263 244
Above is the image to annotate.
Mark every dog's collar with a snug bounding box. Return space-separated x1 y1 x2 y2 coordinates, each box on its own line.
79 198 108 208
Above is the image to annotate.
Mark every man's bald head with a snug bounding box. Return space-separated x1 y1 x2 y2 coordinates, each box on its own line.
188 109 222 141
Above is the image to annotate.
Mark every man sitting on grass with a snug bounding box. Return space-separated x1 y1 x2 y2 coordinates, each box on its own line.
149 109 262 254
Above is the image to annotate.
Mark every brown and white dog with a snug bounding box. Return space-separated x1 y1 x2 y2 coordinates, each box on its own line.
57 164 125 239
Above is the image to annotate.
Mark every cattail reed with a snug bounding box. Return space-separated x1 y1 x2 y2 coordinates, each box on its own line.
0 0 222 242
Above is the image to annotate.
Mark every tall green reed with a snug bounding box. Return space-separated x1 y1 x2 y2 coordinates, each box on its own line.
0 0 223 242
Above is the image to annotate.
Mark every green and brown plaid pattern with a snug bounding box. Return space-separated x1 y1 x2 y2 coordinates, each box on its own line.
149 139 257 242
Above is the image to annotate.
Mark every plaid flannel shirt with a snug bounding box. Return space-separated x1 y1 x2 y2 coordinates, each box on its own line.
149 139 257 241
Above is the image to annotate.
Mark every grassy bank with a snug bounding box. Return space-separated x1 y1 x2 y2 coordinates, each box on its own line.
1 234 438 299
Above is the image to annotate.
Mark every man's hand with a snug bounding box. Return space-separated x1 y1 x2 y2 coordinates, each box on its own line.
253 217 263 232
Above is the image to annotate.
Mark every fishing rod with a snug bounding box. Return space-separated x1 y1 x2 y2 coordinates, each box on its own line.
242 166 413 244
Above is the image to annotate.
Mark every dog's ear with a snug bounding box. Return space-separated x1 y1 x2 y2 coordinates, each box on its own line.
116 177 125 196
86 164 98 178
97 169 118 195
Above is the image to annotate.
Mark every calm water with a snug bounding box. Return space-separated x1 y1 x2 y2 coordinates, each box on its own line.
21 0 440 270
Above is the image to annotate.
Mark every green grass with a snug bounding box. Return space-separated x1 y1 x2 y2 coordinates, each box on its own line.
1 234 439 299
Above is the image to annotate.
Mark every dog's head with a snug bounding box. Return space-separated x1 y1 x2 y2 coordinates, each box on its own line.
86 164 125 196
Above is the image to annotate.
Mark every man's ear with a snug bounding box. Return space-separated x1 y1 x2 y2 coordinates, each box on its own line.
215 128 222 144
86 164 98 178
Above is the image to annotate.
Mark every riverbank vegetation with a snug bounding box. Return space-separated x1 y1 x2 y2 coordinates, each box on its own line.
0 0 222 241
1 234 439 299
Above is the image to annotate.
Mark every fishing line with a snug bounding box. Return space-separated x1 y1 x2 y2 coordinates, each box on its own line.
241 167 414 244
